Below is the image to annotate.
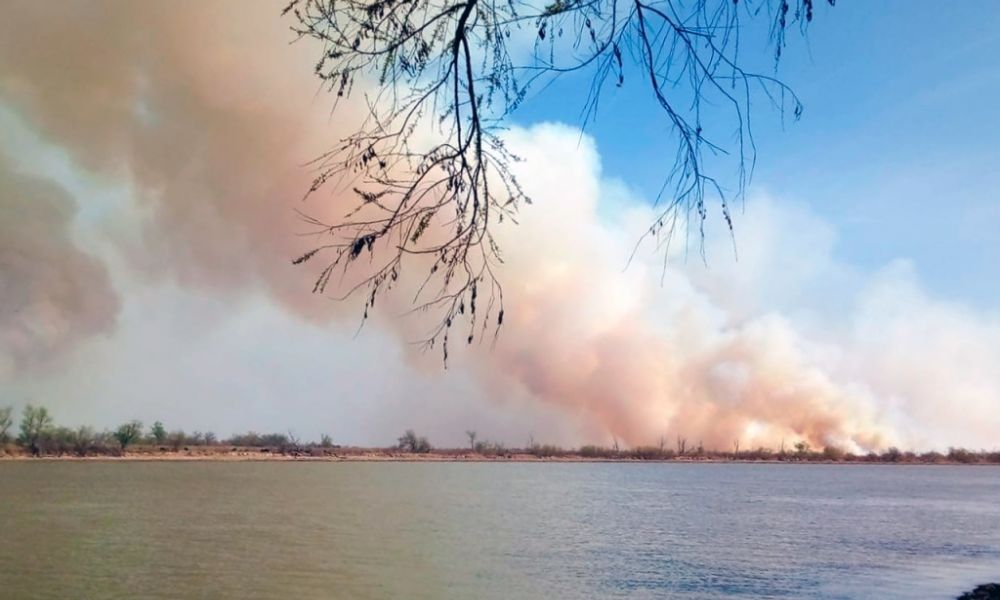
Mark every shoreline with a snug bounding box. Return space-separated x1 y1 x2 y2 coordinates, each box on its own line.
2 450 999 465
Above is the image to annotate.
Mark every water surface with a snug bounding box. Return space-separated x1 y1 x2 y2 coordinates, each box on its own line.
2 462 999 599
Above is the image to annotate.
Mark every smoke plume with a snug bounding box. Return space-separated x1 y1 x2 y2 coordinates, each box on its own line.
0 157 119 375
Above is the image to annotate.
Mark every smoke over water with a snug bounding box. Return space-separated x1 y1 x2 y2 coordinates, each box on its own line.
2 1 998 450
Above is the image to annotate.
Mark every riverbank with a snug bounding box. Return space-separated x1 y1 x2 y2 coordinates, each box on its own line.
3 446 1000 464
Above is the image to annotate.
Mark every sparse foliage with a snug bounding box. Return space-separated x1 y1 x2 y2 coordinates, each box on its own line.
0 406 12 445
71 426 99 457
286 0 831 355
397 429 432 453
113 421 144 453
474 439 507 456
18 405 53 456
466 429 477 451
1 410 1000 464
150 421 167 444
821 445 844 461
167 430 187 451
225 431 292 448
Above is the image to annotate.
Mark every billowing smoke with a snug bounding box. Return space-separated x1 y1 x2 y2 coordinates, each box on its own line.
0 157 119 375
0 0 363 317
453 126 894 451
1 1 997 451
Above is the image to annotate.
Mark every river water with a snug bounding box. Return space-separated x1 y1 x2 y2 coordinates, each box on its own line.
1 462 999 599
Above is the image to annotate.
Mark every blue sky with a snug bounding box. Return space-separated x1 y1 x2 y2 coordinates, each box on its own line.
513 1 1000 308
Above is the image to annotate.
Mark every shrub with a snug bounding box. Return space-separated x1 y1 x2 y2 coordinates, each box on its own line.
529 443 565 458
743 447 774 461
948 448 978 464
631 446 674 460
0 406 13 445
881 447 903 462
71 426 98 456
473 440 507 457
167 430 187 451
397 430 431 453
578 445 618 459
225 432 291 448
822 446 846 461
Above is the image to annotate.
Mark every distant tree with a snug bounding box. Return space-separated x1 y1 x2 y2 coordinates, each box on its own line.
0 406 13 445
260 433 290 448
530 443 565 458
46 427 77 456
397 429 432 453
18 405 54 456
948 447 977 464
474 439 507 457
204 431 218 446
794 440 811 455
882 446 902 462
113 421 143 454
286 0 833 355
227 431 262 447
320 434 334 448
150 421 167 444
821 445 845 461
71 426 97 457
676 436 687 456
466 430 477 452
283 431 302 454
167 430 187 451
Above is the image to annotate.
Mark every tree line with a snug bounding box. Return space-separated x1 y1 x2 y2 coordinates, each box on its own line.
0 405 337 457
2 406 998 463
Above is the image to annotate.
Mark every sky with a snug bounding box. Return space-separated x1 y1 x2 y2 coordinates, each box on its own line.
1 1 998 451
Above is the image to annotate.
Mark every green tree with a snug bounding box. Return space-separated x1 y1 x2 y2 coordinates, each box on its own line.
113 421 143 454
150 421 167 444
18 405 54 456
0 406 13 445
